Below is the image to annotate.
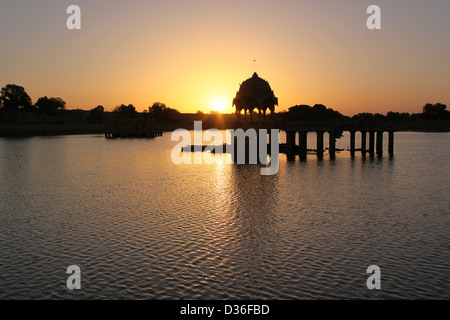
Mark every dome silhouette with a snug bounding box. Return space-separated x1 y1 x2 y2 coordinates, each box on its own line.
233 72 278 121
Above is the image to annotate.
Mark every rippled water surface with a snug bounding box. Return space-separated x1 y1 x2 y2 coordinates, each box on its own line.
0 132 449 299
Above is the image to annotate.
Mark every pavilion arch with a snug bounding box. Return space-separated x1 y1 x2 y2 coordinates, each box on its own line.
232 72 278 122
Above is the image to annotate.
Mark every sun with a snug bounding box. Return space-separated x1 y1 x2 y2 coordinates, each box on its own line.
211 98 226 113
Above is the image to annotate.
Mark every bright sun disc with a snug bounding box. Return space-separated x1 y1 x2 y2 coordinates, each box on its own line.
212 98 226 112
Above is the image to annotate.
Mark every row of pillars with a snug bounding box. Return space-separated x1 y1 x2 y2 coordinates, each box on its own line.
236 108 274 122
286 130 394 158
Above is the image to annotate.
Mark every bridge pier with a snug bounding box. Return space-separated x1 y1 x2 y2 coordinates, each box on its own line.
286 131 295 154
388 131 394 155
376 131 383 155
369 131 375 156
350 131 356 156
329 131 336 159
316 131 324 158
361 131 367 155
299 131 308 159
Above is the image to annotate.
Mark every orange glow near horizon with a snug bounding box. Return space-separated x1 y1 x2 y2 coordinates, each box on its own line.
0 1 449 116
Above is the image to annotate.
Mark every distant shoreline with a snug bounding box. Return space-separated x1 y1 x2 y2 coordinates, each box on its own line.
0 124 104 137
0 123 449 138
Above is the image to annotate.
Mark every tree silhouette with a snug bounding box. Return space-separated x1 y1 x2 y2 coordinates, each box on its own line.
386 111 410 121
148 102 180 123
287 104 346 121
422 103 448 119
352 113 387 121
113 104 138 118
0 84 34 111
35 96 66 114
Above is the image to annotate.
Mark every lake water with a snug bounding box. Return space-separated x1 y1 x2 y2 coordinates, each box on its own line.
0 131 449 299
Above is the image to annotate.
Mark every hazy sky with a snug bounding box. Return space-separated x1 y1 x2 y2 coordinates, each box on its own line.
0 0 449 115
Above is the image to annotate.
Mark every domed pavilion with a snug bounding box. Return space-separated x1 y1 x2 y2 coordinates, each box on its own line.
232 72 278 122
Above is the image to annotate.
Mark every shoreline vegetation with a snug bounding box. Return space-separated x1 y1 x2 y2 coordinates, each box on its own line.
1 84 449 137
1 115 449 138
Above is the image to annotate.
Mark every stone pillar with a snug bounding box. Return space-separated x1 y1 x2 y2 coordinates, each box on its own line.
299 131 308 159
286 131 295 154
316 131 324 158
369 131 375 156
361 131 367 155
350 131 356 156
376 131 383 155
388 131 394 155
329 131 336 158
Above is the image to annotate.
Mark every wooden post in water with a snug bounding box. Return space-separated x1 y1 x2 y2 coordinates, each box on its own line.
361 131 367 155
388 131 394 155
376 131 383 155
316 131 324 158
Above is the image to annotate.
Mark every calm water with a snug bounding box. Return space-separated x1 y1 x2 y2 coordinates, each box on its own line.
0 131 449 299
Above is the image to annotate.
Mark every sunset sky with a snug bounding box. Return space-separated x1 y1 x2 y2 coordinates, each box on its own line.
0 0 449 115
